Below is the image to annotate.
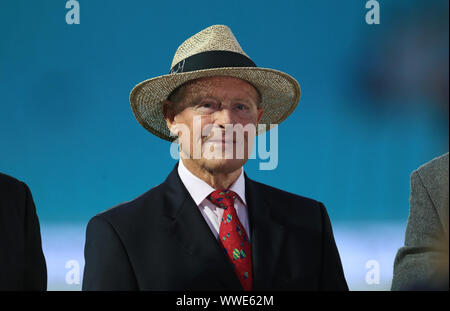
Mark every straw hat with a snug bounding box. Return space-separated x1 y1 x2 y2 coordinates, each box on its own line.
129 25 301 141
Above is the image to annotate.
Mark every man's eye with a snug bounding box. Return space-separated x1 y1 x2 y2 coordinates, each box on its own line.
236 104 248 110
198 101 216 109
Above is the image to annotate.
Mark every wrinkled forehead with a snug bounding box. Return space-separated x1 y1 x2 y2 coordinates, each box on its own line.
178 76 260 103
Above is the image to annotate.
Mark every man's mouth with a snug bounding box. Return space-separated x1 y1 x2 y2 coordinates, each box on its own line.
205 138 236 144
203 130 236 144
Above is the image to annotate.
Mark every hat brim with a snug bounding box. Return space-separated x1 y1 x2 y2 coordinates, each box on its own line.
129 67 301 142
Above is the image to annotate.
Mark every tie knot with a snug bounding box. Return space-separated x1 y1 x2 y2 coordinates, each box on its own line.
208 189 238 209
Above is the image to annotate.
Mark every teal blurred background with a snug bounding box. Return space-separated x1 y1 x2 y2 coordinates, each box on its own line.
0 0 448 290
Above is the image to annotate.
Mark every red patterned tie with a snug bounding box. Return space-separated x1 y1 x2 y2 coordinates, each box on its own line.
208 189 253 291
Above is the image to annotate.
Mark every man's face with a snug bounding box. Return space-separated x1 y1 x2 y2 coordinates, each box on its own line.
163 76 264 174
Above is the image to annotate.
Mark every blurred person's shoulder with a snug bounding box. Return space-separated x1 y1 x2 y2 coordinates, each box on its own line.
413 152 449 190
0 172 25 189
0 172 31 217
0 172 29 199
411 153 449 233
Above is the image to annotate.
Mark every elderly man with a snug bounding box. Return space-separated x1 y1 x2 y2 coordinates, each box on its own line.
82 25 348 291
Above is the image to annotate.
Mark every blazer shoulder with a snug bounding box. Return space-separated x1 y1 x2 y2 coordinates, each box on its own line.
411 153 449 234
0 173 31 214
414 153 449 185
91 164 181 231
250 178 324 207
412 153 449 207
0 172 26 192
248 178 326 228
247 178 331 233
94 181 167 224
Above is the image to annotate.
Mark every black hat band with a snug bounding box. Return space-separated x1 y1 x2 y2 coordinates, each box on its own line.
170 50 257 74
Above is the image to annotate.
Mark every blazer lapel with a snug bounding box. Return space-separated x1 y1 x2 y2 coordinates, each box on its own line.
245 174 287 290
163 163 243 290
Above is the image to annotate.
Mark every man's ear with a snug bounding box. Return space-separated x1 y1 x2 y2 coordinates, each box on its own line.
161 100 177 133
256 107 264 123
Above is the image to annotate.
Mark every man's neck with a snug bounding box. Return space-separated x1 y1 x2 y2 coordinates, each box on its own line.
180 158 241 190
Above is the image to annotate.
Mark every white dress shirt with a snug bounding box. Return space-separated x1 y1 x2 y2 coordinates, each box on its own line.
177 159 251 241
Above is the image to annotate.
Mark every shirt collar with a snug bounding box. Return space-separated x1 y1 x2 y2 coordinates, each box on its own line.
177 159 247 206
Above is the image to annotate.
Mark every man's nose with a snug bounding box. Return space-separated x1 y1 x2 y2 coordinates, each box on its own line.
214 107 234 128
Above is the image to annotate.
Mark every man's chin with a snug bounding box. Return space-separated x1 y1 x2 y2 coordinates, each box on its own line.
201 158 247 174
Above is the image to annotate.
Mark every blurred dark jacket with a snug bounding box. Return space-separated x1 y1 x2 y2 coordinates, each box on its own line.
0 173 47 290
392 153 449 290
